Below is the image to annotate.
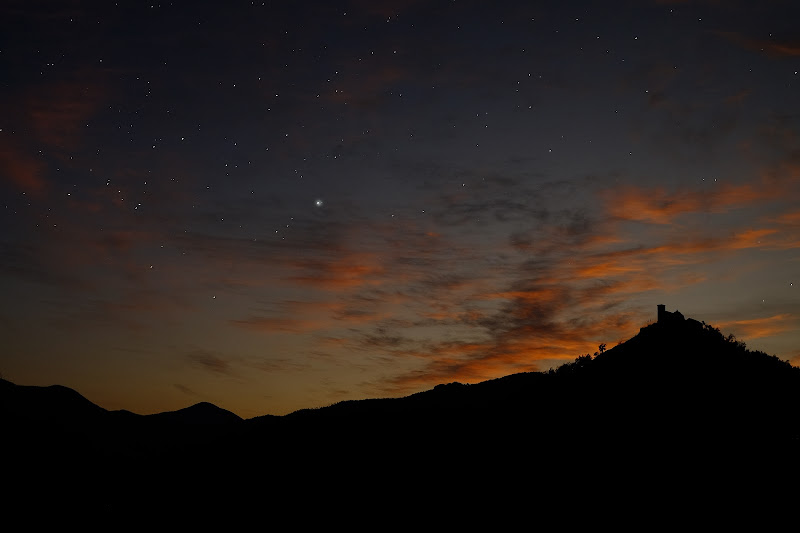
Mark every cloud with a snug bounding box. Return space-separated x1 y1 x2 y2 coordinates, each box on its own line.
604 166 799 225
717 314 797 340
187 350 235 376
379 308 642 394
0 142 48 194
174 383 201 397
285 253 387 290
0 66 109 190
322 64 410 109
366 244 661 394
230 297 391 335
231 316 330 333
772 210 800 226
717 31 800 57
725 89 752 106
26 78 106 150
0 241 89 289
356 162 800 395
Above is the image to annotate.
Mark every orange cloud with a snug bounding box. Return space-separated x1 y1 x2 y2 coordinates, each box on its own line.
286 252 386 290
0 69 108 194
27 77 107 150
606 186 703 224
725 89 752 105
604 167 799 225
482 287 565 304
369 172 800 395
380 310 641 394
717 314 796 340
738 36 800 57
763 42 800 57
421 308 486 323
572 261 644 279
716 31 800 57
728 228 778 250
290 169 799 398
0 143 47 194
773 210 800 225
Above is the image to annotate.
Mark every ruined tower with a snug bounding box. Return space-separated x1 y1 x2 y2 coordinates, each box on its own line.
657 305 685 324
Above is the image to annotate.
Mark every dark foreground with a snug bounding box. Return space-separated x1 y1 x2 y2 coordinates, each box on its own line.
4 317 800 523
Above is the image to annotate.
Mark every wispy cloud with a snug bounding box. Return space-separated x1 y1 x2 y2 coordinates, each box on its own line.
187 349 236 377
717 314 797 340
352 162 800 394
26 77 107 150
0 142 48 194
231 316 332 333
605 171 798 225
717 31 800 58
174 383 200 398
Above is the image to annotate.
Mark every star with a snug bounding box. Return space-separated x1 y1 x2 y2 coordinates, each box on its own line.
315 198 324 207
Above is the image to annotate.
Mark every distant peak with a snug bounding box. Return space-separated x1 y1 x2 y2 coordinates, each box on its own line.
152 401 243 423
189 401 218 409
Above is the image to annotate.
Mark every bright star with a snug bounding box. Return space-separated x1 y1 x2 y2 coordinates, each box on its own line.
315 198 324 207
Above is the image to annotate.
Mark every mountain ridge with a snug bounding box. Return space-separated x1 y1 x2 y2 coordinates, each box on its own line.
3 309 800 518
3 310 799 427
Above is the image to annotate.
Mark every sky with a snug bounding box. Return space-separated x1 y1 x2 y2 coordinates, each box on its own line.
1 0 799 418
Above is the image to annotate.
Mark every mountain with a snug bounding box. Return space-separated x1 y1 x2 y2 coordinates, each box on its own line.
3 310 800 519
145 401 242 425
0 380 241 426
0 378 108 424
4 310 800 449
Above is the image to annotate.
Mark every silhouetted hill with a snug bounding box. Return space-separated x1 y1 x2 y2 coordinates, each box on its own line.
1 380 240 427
0 378 107 424
3 312 800 519
253 316 800 446
145 401 242 425
5 315 799 448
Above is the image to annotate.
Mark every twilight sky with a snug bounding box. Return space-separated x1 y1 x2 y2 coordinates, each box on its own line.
2 0 799 418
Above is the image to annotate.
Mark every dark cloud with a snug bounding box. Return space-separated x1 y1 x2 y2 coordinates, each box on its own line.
188 350 235 376
174 383 200 397
358 329 410 349
717 31 800 57
0 241 89 290
0 141 48 194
